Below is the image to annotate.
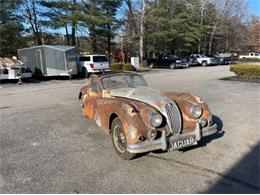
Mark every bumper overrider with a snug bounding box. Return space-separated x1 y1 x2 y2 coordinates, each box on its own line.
127 123 217 153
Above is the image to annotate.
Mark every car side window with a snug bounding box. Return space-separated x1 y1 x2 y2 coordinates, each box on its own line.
79 56 90 61
90 78 101 93
196 55 201 58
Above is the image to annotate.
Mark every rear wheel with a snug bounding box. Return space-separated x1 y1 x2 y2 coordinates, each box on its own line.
111 118 136 160
202 61 207 67
81 67 89 78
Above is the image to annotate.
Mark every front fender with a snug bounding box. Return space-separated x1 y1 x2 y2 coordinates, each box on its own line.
165 92 212 133
93 98 155 144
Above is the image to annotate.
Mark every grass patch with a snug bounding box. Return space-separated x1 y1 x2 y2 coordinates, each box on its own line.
230 64 260 79
110 63 135 71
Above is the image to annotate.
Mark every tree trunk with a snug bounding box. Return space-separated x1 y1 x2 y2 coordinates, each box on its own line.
90 25 97 52
208 22 218 54
198 0 207 54
139 0 146 66
71 24 76 46
65 25 70 45
107 23 111 62
71 0 76 46
125 0 138 35
32 0 42 45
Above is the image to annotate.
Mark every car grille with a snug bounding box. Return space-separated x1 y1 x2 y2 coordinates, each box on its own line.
165 102 182 135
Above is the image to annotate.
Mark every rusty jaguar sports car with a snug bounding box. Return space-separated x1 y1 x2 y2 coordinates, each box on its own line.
79 72 217 160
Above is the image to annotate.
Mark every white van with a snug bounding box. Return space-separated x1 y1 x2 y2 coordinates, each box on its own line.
77 55 110 77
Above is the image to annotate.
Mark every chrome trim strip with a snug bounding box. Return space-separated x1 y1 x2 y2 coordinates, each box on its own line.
127 131 167 154
126 124 217 154
201 124 218 137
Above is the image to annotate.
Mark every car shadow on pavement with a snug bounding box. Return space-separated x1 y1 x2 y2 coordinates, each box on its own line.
202 143 260 193
180 115 224 152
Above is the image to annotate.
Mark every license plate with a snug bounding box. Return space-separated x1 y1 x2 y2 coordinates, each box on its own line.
170 136 197 150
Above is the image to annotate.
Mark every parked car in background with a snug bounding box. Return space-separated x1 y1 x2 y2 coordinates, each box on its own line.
207 54 233 65
147 54 188 69
239 52 260 59
78 72 217 160
77 54 110 78
189 54 217 66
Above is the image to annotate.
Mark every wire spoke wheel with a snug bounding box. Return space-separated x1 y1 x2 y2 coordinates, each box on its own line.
111 117 136 160
113 125 127 153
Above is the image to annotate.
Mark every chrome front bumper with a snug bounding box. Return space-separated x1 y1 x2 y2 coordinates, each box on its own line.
127 131 167 153
127 123 217 154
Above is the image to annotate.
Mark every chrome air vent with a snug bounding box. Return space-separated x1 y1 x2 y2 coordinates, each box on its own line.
165 102 182 135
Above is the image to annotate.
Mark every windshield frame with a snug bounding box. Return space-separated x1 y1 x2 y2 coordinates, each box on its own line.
100 73 148 90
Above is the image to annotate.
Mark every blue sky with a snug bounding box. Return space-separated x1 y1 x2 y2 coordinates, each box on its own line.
249 0 260 15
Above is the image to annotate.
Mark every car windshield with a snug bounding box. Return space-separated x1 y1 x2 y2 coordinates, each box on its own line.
102 74 148 89
93 56 108 62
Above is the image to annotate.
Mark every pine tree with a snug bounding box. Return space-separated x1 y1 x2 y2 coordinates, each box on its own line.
0 0 25 56
40 0 83 46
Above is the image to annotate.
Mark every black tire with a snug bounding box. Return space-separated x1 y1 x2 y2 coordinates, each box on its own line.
149 63 154 68
170 63 175 69
202 61 207 67
80 94 87 117
111 117 136 160
81 67 89 78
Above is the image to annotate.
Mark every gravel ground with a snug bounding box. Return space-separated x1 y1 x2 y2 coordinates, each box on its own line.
0 65 259 193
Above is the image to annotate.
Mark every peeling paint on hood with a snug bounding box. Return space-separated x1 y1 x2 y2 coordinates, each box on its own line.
109 86 174 116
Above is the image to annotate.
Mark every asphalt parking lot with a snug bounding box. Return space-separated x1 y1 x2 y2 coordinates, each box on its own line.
0 65 259 193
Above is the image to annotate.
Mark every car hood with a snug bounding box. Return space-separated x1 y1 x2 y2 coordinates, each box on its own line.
109 86 174 115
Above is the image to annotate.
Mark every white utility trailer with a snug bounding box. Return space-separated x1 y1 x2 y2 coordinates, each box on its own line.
18 45 77 77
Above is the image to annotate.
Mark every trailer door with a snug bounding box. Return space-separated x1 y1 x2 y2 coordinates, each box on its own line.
35 49 44 75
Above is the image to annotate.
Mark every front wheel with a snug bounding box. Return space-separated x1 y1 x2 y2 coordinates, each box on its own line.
170 63 176 69
111 118 136 160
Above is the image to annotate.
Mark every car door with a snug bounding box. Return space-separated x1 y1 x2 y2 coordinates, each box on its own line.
84 77 103 119
156 54 164 67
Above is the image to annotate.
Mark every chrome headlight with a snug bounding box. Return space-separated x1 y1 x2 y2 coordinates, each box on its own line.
190 105 202 119
149 112 163 128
